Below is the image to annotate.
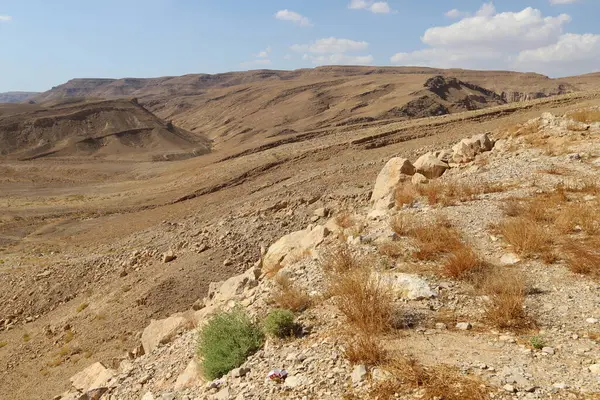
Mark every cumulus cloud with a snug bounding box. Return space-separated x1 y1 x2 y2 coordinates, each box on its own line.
348 0 392 14
256 46 272 58
390 2 595 76
445 9 469 19
292 37 373 66
242 46 273 68
275 10 312 27
0 15 12 22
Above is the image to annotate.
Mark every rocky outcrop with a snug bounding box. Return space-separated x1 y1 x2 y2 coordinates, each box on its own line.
413 152 450 179
204 267 260 307
262 225 329 273
451 133 495 163
370 157 415 209
141 315 190 354
69 362 115 399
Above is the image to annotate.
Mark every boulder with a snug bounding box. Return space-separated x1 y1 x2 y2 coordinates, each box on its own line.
162 250 176 263
262 225 329 273
70 362 115 394
413 152 449 179
351 365 368 384
435 149 453 163
205 267 260 307
174 360 204 390
141 315 189 354
371 158 416 209
411 173 428 185
452 133 494 163
377 273 436 300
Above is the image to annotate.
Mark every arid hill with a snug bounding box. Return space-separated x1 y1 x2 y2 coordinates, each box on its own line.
0 91 39 103
30 67 590 150
0 99 211 161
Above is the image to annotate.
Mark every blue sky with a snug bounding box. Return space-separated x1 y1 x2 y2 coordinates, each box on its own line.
1 0 599 92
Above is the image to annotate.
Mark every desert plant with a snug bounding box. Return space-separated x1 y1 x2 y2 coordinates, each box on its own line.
389 214 415 236
443 246 486 281
409 218 463 261
529 335 546 350
322 245 361 274
0 341 7 349
197 308 264 380
327 265 394 334
343 335 388 366
482 268 530 330
271 275 311 312
394 183 418 207
263 309 295 338
76 303 89 313
335 210 356 229
568 109 600 123
562 239 600 276
499 217 552 257
378 241 404 259
22 334 30 342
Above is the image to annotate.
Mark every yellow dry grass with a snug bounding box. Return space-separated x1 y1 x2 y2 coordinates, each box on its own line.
271 275 312 312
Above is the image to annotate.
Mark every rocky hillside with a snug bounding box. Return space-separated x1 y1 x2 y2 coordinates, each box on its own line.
54 107 600 399
0 98 212 161
0 92 39 104
27 67 593 149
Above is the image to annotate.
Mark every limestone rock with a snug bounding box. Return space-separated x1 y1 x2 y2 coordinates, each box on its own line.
371 158 415 209
174 360 204 390
452 133 494 163
70 362 115 393
413 152 449 179
377 273 436 300
500 253 521 266
205 267 260 307
162 251 176 263
456 322 472 330
141 315 189 354
351 365 368 384
411 172 428 185
262 225 329 273
589 364 600 375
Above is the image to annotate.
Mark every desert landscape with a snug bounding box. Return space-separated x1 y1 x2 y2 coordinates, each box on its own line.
1 65 600 400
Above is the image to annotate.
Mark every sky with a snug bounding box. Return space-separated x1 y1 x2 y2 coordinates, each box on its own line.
0 0 599 92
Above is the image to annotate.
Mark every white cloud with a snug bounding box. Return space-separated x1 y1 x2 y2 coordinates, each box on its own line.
445 9 469 18
550 0 579 4
256 46 272 58
348 0 392 14
390 3 596 76
292 37 373 66
291 37 369 54
303 53 374 66
274 10 312 27
0 15 12 22
516 33 600 75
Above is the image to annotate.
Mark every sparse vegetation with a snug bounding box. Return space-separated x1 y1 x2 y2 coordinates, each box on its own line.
499 217 553 257
443 246 486 281
409 217 463 261
369 357 488 400
198 308 265 380
482 269 531 330
263 309 295 338
343 335 388 366
335 210 356 229
389 213 414 236
568 109 600 123
529 335 546 350
76 302 89 313
562 239 600 276
394 183 418 207
22 333 31 342
0 341 7 349
271 275 312 312
377 241 404 259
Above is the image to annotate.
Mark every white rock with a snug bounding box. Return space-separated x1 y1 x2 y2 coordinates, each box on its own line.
174 360 204 390
413 152 449 179
141 315 189 354
500 253 521 266
162 250 176 263
377 273 436 300
456 322 472 331
70 362 115 393
586 318 598 324
262 225 329 273
542 347 555 355
411 172 428 185
212 387 230 400
284 375 302 388
503 384 516 393
351 365 368 384
452 133 494 163
205 267 260 307
141 393 155 400
589 364 600 374
371 157 415 209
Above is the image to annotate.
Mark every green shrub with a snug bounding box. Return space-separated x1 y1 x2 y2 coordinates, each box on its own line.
263 309 295 338
529 335 546 350
198 308 264 380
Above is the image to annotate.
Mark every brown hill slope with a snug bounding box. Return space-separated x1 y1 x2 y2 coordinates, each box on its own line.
32 67 590 149
0 99 211 161
0 91 39 103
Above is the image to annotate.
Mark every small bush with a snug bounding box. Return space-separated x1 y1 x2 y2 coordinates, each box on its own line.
529 335 546 350
563 239 600 276
322 245 361 274
443 246 486 281
0 341 7 349
378 241 404 259
482 269 530 330
23 334 31 342
198 308 264 380
344 335 388 366
389 214 415 236
499 217 552 257
263 309 295 338
271 275 311 312
410 218 463 261
394 183 418 207
335 210 356 229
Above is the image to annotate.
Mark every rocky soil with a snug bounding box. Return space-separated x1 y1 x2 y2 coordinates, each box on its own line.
53 108 600 400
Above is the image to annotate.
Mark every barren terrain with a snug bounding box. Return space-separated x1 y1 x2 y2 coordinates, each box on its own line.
0 67 600 400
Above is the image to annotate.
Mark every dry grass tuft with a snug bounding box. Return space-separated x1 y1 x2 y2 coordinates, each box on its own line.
409 218 463 261
443 246 487 281
499 217 553 257
321 245 361 274
271 275 312 312
389 214 415 236
482 268 531 330
328 267 395 334
416 181 505 207
394 183 418 207
369 357 488 400
335 210 356 229
568 109 600 124
343 335 388 366
378 241 404 259
562 239 600 276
